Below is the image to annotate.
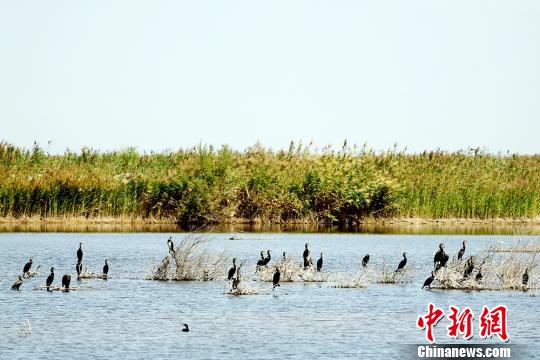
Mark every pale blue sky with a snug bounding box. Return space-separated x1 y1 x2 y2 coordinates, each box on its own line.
1 1 539 154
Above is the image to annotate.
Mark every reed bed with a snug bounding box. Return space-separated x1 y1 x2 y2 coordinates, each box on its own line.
489 240 540 253
326 269 371 288
254 257 310 282
376 262 414 284
1 142 539 226
148 235 230 281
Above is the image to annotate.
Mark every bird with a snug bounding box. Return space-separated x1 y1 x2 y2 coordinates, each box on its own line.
396 252 407 272
273 267 281 290
262 250 272 266
22 257 33 276
77 243 83 263
76 261 83 278
422 272 435 290
438 254 450 269
46 267 55 291
256 251 265 266
475 268 483 282
167 237 175 254
282 252 287 261
316 252 323 272
103 258 109 279
11 276 23 291
232 268 241 290
434 243 445 269
522 268 529 287
303 243 312 269
182 324 189 332
362 254 370 268
227 258 237 281
463 258 474 278
61 274 71 291
457 240 467 261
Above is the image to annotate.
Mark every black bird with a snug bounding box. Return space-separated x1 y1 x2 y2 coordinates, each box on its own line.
77 243 83 263
61 274 71 291
303 243 312 269
262 250 272 266
273 267 281 290
167 237 175 254
182 324 189 332
475 268 483 282
434 243 445 269
457 240 467 261
316 252 323 272
282 252 287 261
439 254 450 268
396 252 407 272
422 272 435 290
46 267 55 291
103 259 109 279
76 261 83 278
463 258 474 278
227 258 237 281
23 257 33 275
362 254 370 268
232 268 241 290
11 276 23 291
522 268 529 287
256 251 265 266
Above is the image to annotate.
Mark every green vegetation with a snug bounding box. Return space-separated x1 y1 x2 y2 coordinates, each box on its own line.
0 141 539 226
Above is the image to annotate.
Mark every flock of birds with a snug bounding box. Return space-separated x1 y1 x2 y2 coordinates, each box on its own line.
10 242 110 292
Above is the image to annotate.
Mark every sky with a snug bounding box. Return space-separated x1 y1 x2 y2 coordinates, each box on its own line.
1 1 539 154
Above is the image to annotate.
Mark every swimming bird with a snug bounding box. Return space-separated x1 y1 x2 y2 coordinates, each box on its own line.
396 252 407 272
273 267 281 290
103 258 109 279
422 272 435 290
46 267 55 291
522 268 529 287
256 251 265 266
457 240 467 261
303 243 312 269
182 324 189 332
23 257 33 276
167 236 175 254
227 258 237 281
262 250 272 266
11 276 23 291
475 268 483 282
434 243 445 269
463 258 474 278
362 254 370 268
76 261 83 278
77 243 83 263
61 274 71 291
316 252 323 272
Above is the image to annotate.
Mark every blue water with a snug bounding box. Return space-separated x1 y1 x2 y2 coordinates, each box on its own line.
0 233 538 359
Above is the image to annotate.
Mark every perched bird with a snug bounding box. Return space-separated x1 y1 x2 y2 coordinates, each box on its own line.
396 252 407 272
282 252 287 261
362 254 370 268
46 267 55 291
23 257 33 275
232 268 241 290
76 261 83 278
303 243 312 269
434 243 445 269
463 258 474 278
256 251 265 266
11 276 23 291
316 252 323 272
77 243 83 263
522 268 529 287
62 274 71 291
167 237 175 254
475 268 483 282
438 254 450 269
227 258 237 281
103 259 109 279
273 267 281 290
457 240 467 261
422 272 435 290
262 250 272 266
182 324 189 332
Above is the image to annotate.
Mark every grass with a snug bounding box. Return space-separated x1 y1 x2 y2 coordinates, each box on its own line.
1 141 540 226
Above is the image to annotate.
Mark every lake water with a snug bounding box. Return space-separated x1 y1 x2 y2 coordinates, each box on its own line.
0 232 538 359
